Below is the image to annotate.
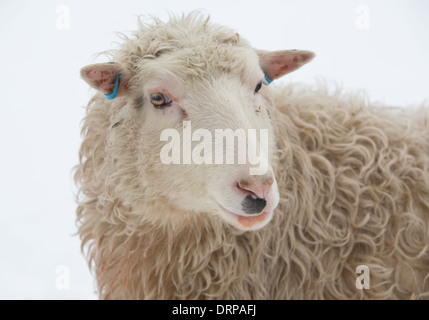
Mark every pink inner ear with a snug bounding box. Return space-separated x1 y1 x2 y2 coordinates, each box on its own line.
86 68 118 94
263 52 313 80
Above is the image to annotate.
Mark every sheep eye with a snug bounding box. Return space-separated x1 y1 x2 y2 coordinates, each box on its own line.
254 81 262 94
150 92 172 108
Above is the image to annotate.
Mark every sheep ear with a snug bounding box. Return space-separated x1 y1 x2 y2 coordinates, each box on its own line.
258 50 315 80
80 63 130 98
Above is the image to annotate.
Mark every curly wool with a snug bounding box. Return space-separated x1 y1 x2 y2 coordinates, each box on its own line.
75 14 429 300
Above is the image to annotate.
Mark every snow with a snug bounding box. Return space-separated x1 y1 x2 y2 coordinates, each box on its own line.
0 0 428 299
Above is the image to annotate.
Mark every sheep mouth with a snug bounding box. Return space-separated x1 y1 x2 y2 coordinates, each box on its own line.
215 201 270 230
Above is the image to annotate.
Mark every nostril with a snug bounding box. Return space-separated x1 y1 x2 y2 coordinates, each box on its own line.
237 179 273 200
241 196 266 215
237 180 262 199
237 181 250 191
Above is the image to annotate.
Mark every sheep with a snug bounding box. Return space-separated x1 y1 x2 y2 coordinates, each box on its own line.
75 12 429 300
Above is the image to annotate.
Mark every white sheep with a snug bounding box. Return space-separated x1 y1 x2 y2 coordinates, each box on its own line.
76 13 429 299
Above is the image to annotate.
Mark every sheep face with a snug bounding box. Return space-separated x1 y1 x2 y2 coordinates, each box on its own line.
80 17 314 231
134 48 280 231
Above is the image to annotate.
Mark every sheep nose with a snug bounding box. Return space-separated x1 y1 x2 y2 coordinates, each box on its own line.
241 196 266 215
237 178 274 215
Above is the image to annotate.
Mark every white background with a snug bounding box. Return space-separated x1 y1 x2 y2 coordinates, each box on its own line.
0 0 428 299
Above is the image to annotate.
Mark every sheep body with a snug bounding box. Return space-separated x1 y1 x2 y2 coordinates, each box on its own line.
76 14 429 299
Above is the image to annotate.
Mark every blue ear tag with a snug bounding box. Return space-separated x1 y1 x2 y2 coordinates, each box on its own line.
262 74 273 86
104 73 122 100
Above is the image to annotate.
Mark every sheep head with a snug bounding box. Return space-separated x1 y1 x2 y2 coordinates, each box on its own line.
80 14 314 231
